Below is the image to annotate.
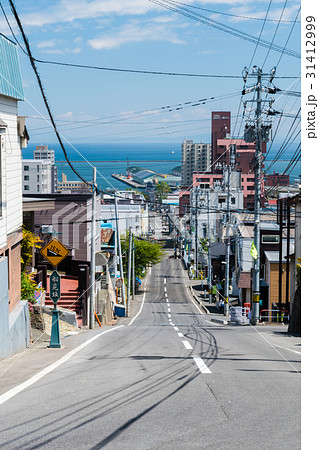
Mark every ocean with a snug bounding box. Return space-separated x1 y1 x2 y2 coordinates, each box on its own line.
23 142 301 191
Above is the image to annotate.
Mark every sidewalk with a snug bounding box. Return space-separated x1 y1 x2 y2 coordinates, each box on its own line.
0 272 148 397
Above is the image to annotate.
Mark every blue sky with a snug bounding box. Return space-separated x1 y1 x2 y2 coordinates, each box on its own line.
0 0 301 146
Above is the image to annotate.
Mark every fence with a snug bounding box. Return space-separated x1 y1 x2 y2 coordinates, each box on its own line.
259 309 290 323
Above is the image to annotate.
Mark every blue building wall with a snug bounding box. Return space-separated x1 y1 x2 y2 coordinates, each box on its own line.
0 257 30 359
0 33 24 100
0 258 10 359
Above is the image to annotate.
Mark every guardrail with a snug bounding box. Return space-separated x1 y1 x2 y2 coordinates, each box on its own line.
259 309 290 323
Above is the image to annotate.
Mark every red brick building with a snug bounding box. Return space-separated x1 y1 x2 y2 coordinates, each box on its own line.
179 111 268 216
264 171 289 187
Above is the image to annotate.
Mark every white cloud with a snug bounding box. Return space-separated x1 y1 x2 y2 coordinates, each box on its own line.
22 0 156 27
37 40 57 49
88 21 184 50
57 111 74 119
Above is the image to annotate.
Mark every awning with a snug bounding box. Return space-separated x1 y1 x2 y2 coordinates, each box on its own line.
237 271 251 288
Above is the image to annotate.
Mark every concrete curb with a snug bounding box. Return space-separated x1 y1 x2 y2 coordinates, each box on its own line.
188 286 210 314
188 285 230 325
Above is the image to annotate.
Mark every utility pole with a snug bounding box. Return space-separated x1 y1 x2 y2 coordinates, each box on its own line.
279 198 283 311
195 187 199 277
286 202 291 309
224 164 231 316
127 227 132 316
132 239 135 301
113 205 118 288
114 193 126 307
242 65 278 325
252 67 262 325
207 190 212 304
89 167 96 329
224 144 236 316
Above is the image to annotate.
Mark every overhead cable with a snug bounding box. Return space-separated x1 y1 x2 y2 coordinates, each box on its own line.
149 0 301 59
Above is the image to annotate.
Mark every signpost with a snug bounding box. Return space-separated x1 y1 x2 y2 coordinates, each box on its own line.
40 238 70 267
41 239 69 349
49 270 61 348
49 270 61 303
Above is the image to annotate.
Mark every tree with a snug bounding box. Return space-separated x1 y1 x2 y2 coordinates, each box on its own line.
121 233 164 279
155 181 171 203
21 228 42 271
21 228 42 302
21 272 38 302
199 237 208 253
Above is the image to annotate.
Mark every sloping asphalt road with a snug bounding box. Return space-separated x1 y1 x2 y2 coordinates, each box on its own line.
0 258 301 449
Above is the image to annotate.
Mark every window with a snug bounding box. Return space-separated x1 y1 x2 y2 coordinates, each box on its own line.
37 175 40 182
24 165 29 171
24 185 29 191
262 235 279 244
24 175 29 181
37 165 40 172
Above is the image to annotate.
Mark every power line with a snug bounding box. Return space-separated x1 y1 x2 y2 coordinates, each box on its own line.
149 0 301 59
168 0 301 23
7 0 94 191
248 0 274 70
261 0 288 67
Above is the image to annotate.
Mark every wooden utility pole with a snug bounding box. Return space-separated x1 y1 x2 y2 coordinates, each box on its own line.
114 193 126 307
127 228 132 316
89 167 96 329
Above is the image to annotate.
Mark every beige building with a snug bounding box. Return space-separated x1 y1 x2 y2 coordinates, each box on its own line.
57 173 91 193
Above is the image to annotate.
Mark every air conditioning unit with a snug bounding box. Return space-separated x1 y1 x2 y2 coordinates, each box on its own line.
42 225 53 234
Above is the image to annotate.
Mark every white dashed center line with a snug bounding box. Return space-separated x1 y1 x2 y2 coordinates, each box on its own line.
192 356 211 374
182 340 193 350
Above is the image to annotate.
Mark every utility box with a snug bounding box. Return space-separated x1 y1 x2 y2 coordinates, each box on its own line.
114 304 125 317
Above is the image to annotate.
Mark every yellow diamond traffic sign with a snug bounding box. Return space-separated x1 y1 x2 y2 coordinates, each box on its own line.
40 238 70 267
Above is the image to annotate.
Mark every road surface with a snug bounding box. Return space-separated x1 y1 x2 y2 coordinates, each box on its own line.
0 257 301 449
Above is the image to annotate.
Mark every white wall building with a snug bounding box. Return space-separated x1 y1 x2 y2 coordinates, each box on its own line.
189 171 244 245
23 159 55 194
22 145 57 193
0 34 30 358
101 191 149 237
33 145 55 163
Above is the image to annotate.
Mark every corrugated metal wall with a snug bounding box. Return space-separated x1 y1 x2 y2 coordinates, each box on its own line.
0 33 24 100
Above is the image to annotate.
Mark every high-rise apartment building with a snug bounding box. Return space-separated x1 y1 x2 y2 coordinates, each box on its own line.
33 145 55 164
23 159 56 194
181 140 212 186
22 146 57 193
